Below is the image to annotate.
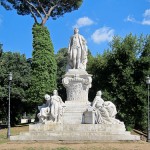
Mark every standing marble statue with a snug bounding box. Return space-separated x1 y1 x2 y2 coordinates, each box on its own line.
67 28 88 70
51 90 64 123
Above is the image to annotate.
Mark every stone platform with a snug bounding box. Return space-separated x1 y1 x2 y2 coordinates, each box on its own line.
10 123 140 141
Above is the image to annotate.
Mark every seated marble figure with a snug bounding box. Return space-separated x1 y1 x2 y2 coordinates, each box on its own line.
37 94 51 123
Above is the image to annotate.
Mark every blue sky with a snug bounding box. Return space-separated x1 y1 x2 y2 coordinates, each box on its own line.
0 0 150 58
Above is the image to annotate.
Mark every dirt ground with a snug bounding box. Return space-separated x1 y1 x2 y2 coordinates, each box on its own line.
0 125 150 150
0 140 150 150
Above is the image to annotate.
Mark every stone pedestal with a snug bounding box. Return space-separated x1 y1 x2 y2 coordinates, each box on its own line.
63 101 90 124
10 123 140 141
62 69 92 124
83 110 95 124
62 69 92 102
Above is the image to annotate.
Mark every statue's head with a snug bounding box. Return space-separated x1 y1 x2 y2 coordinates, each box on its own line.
96 90 102 96
53 90 58 96
44 94 50 101
74 28 79 34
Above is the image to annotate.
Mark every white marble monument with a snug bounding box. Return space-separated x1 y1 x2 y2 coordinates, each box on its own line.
10 28 140 141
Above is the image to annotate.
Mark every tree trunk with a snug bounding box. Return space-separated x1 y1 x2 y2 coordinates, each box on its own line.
42 17 48 26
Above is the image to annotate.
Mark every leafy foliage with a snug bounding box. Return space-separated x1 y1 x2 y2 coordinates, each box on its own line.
1 0 83 25
55 48 68 100
88 34 150 131
0 0 11 10
29 23 57 106
0 52 31 125
0 43 3 57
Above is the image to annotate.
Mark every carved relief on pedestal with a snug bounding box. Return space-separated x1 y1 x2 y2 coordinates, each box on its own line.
62 74 92 102
67 82 82 101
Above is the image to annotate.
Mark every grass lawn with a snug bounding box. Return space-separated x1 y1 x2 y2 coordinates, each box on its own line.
0 124 29 144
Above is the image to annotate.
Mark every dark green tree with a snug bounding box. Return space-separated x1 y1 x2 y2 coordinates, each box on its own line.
0 52 31 125
87 50 111 101
88 34 150 131
29 24 57 105
106 34 140 130
55 48 68 100
0 43 3 57
133 35 150 130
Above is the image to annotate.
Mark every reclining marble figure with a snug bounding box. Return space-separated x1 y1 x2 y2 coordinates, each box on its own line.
91 90 123 125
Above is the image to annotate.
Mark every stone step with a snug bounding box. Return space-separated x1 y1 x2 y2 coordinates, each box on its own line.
64 108 87 112
21 130 131 136
63 109 86 113
64 101 90 107
10 132 140 141
64 105 89 111
29 123 63 131
63 124 126 132
63 116 83 124
29 124 126 132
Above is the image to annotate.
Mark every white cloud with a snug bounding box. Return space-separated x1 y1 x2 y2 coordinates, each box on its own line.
125 9 150 26
73 17 94 28
143 9 150 17
125 15 136 23
91 27 114 44
142 19 150 25
142 9 150 25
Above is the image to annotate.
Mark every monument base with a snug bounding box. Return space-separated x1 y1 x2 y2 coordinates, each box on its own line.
10 100 140 141
10 123 140 141
63 101 90 124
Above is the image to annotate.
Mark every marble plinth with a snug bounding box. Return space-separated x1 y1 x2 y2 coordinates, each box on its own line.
62 69 92 102
63 101 90 124
10 123 140 141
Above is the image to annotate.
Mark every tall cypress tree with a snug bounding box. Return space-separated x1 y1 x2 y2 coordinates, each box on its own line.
29 24 57 105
